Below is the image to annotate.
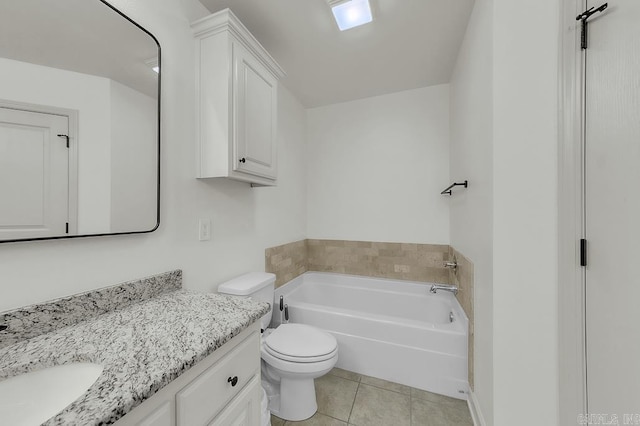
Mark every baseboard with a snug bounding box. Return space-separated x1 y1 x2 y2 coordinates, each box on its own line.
467 387 486 426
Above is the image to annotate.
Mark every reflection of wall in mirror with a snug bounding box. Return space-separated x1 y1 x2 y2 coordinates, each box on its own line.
0 57 156 235
110 80 157 233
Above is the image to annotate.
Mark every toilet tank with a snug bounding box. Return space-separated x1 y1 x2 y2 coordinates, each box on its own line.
217 272 275 331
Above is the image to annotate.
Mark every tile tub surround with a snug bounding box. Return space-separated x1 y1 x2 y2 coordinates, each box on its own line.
0 270 182 349
0 290 270 425
307 240 451 284
449 247 475 391
266 239 308 288
265 239 452 286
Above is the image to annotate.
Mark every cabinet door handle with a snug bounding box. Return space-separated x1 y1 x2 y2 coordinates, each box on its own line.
239 158 246 163
227 376 239 387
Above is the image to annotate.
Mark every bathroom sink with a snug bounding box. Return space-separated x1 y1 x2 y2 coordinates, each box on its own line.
0 363 103 426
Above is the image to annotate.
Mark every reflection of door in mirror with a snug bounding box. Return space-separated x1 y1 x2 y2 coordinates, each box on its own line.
0 105 77 240
0 0 160 242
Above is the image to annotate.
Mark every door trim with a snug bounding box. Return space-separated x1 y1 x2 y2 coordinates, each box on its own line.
0 99 79 234
558 0 588 423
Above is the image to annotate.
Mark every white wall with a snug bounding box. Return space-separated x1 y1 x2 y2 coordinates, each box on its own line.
449 0 494 423
492 0 559 424
306 85 450 244
0 3 564 424
110 80 158 232
0 0 307 312
0 57 112 234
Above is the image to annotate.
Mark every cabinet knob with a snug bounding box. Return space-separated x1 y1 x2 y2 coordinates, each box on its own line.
227 376 239 387
239 158 246 163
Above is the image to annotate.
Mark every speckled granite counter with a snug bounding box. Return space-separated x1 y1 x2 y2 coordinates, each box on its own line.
0 273 269 425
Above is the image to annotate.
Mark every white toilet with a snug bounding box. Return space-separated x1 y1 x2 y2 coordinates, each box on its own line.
218 272 338 422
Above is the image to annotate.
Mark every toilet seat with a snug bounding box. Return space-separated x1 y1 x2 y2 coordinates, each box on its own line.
264 345 338 363
261 347 338 376
263 324 338 363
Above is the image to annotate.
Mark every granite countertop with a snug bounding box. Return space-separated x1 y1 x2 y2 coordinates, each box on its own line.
0 288 269 425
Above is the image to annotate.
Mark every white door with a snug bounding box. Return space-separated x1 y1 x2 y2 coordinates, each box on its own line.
0 107 69 239
233 42 278 180
585 0 640 419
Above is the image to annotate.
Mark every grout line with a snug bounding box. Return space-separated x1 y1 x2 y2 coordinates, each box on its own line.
327 368 363 383
327 373 361 384
323 413 349 424
336 371 463 404
358 381 412 398
410 397 412 426
347 381 360 425
409 386 413 425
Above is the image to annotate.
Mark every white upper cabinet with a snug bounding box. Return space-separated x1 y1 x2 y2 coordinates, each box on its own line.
192 9 284 186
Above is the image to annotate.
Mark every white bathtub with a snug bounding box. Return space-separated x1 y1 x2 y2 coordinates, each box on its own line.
272 272 469 400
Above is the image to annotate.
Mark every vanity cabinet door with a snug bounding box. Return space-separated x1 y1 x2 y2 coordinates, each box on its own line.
176 332 260 425
233 42 278 181
137 401 173 426
209 376 261 426
114 392 175 426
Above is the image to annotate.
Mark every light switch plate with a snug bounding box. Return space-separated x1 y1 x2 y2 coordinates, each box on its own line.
198 218 211 241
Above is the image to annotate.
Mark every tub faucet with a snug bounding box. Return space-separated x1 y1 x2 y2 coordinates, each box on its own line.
430 284 459 295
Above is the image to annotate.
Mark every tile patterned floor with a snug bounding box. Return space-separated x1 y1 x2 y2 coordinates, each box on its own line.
270 368 473 426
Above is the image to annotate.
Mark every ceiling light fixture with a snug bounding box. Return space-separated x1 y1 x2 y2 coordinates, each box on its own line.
145 57 159 74
328 0 373 31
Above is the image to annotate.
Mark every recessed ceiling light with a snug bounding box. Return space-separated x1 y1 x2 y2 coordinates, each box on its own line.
329 0 373 31
145 57 159 74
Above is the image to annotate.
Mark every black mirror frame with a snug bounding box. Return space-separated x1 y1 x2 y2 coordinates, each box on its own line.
1 0 161 244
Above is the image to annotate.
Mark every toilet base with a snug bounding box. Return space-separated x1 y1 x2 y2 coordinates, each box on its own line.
276 377 318 421
261 387 271 426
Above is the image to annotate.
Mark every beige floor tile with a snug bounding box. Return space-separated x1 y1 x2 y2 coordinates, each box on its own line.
349 383 410 426
411 388 467 408
328 367 362 382
284 412 347 426
360 375 411 395
314 374 359 421
272 414 286 426
411 398 473 426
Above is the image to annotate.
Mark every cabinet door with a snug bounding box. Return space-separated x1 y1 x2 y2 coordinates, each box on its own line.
137 401 173 426
113 395 174 426
176 332 260 425
209 376 261 426
233 42 277 180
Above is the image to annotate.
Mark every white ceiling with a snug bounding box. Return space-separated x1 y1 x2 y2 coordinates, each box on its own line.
0 0 159 98
198 0 475 108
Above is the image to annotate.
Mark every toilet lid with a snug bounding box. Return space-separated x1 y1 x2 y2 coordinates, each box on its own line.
264 324 337 361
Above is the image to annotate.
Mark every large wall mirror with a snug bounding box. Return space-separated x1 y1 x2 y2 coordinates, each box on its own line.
0 0 160 243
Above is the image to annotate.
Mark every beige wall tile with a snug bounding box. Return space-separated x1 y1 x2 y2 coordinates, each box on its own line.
267 240 462 298
304 239 451 284
265 240 308 288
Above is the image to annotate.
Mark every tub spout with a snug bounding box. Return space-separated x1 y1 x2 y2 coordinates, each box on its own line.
430 284 459 295
444 261 457 271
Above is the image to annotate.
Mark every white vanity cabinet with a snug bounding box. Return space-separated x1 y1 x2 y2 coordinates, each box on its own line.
115 323 262 426
192 9 285 186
